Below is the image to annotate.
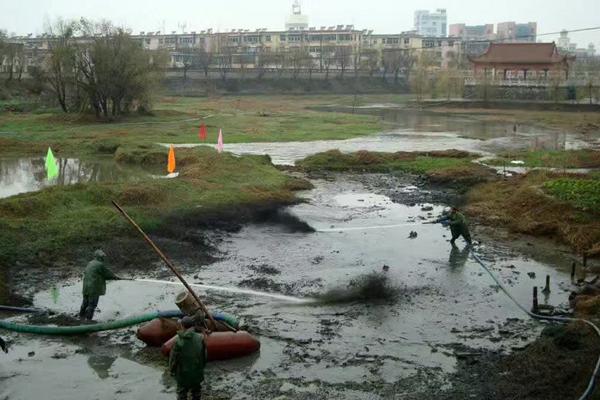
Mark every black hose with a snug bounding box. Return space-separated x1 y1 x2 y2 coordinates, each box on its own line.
472 253 600 400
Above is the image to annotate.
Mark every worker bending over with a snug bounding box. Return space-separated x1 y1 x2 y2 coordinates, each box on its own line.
170 317 207 400
80 250 122 320
434 207 472 245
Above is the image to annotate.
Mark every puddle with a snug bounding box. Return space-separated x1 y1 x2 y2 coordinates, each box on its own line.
165 109 595 165
1 175 580 399
0 157 170 199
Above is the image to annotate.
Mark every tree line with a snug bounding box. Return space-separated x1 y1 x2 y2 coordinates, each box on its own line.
176 45 426 83
8 18 167 117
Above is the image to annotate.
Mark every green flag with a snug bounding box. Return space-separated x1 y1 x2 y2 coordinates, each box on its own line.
45 147 58 180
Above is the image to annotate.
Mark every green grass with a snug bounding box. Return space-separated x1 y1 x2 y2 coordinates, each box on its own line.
483 150 600 169
296 149 475 173
0 147 309 268
0 95 383 158
543 178 600 212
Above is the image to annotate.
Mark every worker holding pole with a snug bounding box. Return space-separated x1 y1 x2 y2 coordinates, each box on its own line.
430 207 472 245
80 250 123 320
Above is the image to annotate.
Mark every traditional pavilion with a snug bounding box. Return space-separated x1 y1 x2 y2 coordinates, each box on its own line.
468 42 575 80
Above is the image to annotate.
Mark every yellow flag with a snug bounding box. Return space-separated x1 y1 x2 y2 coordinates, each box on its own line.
167 144 176 173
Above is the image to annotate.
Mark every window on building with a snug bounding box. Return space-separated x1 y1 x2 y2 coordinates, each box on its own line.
229 37 239 43
266 35 271 42
404 38 410 45
164 37 176 45
280 34 286 41
309 46 321 53
338 34 351 41
159 38 164 44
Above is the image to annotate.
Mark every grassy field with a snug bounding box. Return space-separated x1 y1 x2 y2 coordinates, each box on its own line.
483 150 600 169
466 171 600 256
0 95 393 158
296 149 496 186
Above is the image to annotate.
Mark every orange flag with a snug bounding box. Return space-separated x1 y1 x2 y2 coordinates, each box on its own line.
167 144 176 173
199 123 206 140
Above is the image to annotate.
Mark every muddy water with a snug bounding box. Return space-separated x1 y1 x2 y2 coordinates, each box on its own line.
0 157 169 199
1 175 579 399
167 109 594 165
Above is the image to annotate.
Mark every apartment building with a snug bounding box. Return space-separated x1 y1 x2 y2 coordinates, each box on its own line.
414 9 447 38
6 24 472 74
449 24 494 40
496 22 537 42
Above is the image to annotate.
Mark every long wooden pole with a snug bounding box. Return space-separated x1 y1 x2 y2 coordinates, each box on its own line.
112 201 218 329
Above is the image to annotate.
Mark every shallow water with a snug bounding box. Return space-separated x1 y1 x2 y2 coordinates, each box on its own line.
165 109 594 165
2 176 580 399
0 157 169 199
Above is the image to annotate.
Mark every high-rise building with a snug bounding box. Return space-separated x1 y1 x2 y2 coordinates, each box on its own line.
449 23 494 40
414 9 447 37
285 0 309 31
496 22 537 42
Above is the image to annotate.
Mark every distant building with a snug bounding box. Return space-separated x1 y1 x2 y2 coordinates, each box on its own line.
469 42 574 80
449 23 494 40
414 9 447 37
285 0 309 31
496 22 537 42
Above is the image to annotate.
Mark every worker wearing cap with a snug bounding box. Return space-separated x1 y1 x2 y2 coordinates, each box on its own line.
170 317 207 400
80 250 122 320
434 207 472 245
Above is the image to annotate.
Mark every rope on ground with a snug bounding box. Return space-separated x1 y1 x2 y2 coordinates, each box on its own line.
471 252 600 400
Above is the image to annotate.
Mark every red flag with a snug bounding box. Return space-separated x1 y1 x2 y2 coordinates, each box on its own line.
199 123 206 140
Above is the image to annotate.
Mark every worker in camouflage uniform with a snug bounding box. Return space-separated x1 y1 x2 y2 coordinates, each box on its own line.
434 207 472 245
80 250 122 320
169 317 207 400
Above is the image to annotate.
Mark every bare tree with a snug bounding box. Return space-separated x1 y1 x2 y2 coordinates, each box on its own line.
272 51 287 78
322 46 335 80
216 46 234 82
303 52 317 80
255 51 271 80
197 49 214 78
43 18 78 112
289 49 310 80
334 46 352 78
362 49 380 77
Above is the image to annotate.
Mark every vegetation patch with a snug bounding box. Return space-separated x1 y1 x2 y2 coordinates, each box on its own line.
543 178 600 212
297 149 495 186
466 171 600 256
484 150 600 169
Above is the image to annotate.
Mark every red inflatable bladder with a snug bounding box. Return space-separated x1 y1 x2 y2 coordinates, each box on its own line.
137 318 183 347
161 331 260 361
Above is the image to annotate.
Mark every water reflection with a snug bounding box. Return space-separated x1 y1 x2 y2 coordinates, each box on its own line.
0 158 163 199
448 244 471 269
87 355 117 380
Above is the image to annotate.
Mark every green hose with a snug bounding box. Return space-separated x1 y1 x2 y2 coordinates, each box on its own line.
0 310 184 336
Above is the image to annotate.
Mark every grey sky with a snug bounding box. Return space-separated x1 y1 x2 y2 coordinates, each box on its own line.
2 0 599 47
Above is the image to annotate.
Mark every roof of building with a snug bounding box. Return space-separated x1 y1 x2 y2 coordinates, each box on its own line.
469 42 573 64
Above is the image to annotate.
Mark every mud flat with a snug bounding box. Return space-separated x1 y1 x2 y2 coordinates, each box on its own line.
2 171 593 400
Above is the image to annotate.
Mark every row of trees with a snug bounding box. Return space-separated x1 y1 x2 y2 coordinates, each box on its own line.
176 46 421 83
31 18 166 117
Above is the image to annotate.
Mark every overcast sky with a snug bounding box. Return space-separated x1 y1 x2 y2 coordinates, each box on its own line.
2 0 599 47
